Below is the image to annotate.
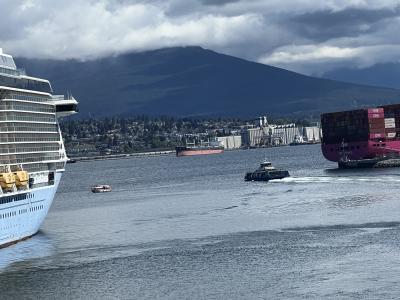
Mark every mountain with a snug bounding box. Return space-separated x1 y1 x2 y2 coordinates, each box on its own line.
322 63 400 90
15 47 400 118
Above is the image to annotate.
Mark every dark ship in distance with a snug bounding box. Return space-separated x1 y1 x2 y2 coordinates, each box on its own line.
176 139 224 157
245 161 290 182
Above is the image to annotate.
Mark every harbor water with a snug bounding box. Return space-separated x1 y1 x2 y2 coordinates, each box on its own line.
2 144 400 299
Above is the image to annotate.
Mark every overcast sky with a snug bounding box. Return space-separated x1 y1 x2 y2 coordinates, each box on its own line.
1 0 400 74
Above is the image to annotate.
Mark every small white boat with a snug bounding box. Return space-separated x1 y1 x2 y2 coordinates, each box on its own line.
91 185 112 193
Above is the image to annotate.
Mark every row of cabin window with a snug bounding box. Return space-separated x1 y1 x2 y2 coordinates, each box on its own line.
18 208 28 215
23 162 64 173
30 205 43 212
0 211 17 219
0 134 60 143
0 102 55 114
0 144 60 154
0 193 32 205
0 74 52 93
4 91 52 103
0 123 58 133
0 153 63 164
0 113 56 123
0 205 44 219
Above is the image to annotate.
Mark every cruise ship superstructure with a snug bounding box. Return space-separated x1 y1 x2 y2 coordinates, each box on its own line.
0 48 77 247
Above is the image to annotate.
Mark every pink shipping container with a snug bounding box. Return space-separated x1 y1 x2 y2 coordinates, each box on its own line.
368 108 384 114
369 133 385 139
368 113 385 119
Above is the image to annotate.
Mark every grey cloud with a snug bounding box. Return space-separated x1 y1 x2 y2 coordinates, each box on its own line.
199 0 240 6
1 0 400 75
290 6 400 41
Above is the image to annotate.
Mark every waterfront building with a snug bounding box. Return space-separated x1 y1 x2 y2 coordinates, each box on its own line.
217 135 242 149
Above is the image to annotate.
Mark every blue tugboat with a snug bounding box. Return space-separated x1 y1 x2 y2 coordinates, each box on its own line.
244 161 290 182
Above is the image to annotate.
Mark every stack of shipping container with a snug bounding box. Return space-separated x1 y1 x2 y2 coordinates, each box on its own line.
321 109 369 143
321 104 400 162
379 104 400 140
367 108 385 139
322 107 400 143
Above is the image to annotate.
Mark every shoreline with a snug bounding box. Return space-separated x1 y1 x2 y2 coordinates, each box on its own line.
68 143 321 163
68 150 175 162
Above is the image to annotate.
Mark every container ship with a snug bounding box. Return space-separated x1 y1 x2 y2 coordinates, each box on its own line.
321 105 400 165
176 140 224 157
0 49 77 247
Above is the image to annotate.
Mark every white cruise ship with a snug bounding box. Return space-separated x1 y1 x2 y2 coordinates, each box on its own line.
0 49 77 247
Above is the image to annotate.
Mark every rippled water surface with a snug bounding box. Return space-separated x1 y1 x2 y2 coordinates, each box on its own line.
2 145 400 299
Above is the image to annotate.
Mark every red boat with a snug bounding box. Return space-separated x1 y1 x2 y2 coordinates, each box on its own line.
175 146 224 156
175 146 224 157
321 104 400 163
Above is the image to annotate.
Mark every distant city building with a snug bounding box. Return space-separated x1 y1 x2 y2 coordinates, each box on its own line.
217 136 242 149
241 115 319 147
241 127 265 147
269 124 300 145
258 115 268 127
301 126 321 142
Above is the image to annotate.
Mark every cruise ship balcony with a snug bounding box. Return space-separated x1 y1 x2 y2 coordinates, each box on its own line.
53 95 78 117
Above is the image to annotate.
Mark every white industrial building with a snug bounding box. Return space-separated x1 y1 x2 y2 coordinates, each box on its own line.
269 124 301 145
241 127 266 147
240 116 321 147
301 126 321 142
217 136 242 149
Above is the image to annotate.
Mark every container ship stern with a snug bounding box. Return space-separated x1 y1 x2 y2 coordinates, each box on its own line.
321 105 400 166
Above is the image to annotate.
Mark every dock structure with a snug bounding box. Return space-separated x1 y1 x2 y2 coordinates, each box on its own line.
338 157 400 168
70 150 174 162
374 159 400 168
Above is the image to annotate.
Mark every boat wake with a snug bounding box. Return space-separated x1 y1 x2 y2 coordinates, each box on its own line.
271 175 400 184
283 221 400 232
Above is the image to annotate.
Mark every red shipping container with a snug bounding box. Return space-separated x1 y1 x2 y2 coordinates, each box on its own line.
369 128 385 134
369 119 385 125
369 116 384 121
385 128 396 133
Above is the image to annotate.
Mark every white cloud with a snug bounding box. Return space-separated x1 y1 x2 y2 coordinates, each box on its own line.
259 43 400 74
261 45 361 64
0 0 400 74
1 0 266 60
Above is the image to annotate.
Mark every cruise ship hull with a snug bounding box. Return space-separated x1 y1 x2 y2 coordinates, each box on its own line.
0 171 62 247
